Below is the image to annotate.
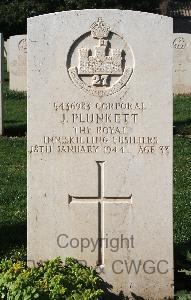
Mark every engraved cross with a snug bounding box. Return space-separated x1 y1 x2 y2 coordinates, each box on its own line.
68 161 132 267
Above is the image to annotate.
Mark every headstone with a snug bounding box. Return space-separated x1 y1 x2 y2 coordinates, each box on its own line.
173 33 191 94
28 10 173 299
0 34 3 135
9 35 27 91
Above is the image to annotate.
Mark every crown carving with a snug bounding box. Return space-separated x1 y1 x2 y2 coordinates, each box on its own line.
90 18 110 39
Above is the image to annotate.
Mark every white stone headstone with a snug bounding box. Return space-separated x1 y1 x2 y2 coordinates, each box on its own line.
173 33 191 94
9 35 27 91
28 10 173 299
0 34 3 135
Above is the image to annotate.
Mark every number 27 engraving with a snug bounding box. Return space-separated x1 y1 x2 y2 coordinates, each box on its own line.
92 75 109 86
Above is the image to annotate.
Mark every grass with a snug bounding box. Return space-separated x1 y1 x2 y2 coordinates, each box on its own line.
173 95 191 295
0 90 190 296
173 95 191 244
3 88 27 136
174 95 191 136
174 136 191 244
0 88 27 257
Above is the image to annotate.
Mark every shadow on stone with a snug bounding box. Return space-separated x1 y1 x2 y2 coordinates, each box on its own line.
101 289 129 300
100 280 147 299
131 293 145 299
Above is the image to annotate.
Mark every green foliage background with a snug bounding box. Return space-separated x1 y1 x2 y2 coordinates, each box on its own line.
0 0 161 39
0 257 104 299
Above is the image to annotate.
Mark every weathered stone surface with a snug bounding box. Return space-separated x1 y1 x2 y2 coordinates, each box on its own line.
0 34 3 135
9 35 27 91
27 10 173 299
173 33 191 94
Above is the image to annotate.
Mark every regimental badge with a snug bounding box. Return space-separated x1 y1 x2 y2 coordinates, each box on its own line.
18 38 27 54
67 18 134 97
173 37 186 49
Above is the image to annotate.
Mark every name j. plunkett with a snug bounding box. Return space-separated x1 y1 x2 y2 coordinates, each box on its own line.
62 112 138 124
